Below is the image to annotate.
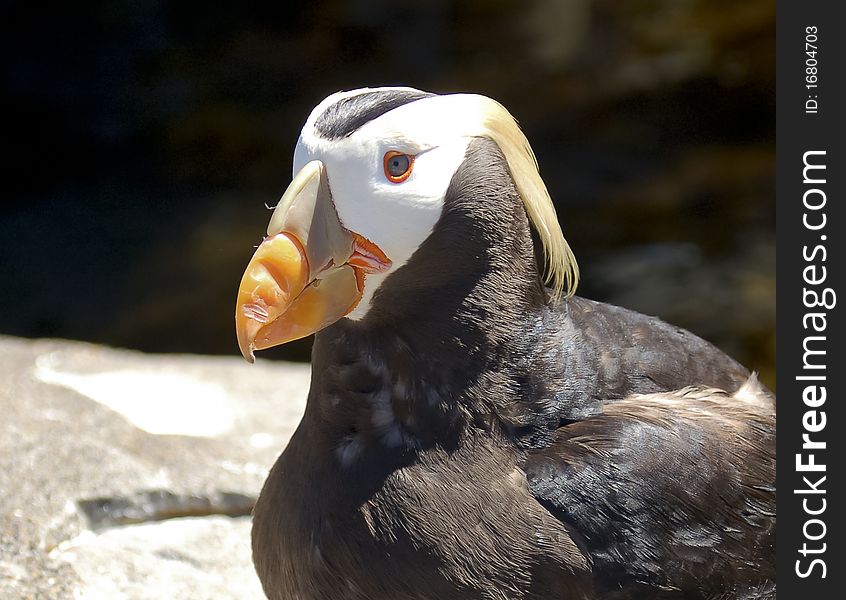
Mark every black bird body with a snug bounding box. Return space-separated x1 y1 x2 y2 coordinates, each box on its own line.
250 138 775 599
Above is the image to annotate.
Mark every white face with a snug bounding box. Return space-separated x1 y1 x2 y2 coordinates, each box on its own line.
293 89 477 319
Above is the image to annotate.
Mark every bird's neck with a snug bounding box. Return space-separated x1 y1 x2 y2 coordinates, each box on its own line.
307 186 567 461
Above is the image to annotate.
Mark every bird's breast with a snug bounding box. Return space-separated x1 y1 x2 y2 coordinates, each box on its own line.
252 421 592 600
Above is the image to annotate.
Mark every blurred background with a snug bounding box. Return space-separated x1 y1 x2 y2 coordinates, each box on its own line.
0 0 775 387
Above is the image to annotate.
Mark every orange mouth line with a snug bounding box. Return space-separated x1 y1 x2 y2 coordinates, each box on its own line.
349 232 392 274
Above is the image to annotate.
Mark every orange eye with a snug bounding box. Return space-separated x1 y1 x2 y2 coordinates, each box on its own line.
383 151 414 183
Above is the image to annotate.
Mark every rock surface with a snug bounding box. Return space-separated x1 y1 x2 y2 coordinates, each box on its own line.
0 335 310 599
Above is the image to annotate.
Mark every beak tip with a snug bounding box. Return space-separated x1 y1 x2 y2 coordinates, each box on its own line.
236 318 258 363
242 348 256 364
238 339 256 363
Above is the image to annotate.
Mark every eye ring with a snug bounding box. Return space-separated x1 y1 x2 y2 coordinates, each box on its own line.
383 151 414 183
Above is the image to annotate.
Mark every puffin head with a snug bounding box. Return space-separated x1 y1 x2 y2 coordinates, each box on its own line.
235 87 578 361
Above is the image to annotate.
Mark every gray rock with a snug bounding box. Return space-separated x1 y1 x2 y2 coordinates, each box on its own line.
50 517 262 600
0 335 309 599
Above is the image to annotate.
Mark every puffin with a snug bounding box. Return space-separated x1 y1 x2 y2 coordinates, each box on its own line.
234 87 776 600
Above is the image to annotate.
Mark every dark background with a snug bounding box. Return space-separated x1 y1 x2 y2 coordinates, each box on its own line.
0 0 775 387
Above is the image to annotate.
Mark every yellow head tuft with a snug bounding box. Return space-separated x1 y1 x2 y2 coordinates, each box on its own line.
469 96 579 298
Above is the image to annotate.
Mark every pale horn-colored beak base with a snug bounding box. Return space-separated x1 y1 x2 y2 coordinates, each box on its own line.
235 161 391 362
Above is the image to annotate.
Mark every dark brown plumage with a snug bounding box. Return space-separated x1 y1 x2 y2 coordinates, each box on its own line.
247 99 776 599
527 381 775 599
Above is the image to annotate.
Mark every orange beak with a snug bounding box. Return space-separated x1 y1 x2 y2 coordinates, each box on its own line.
235 160 391 362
